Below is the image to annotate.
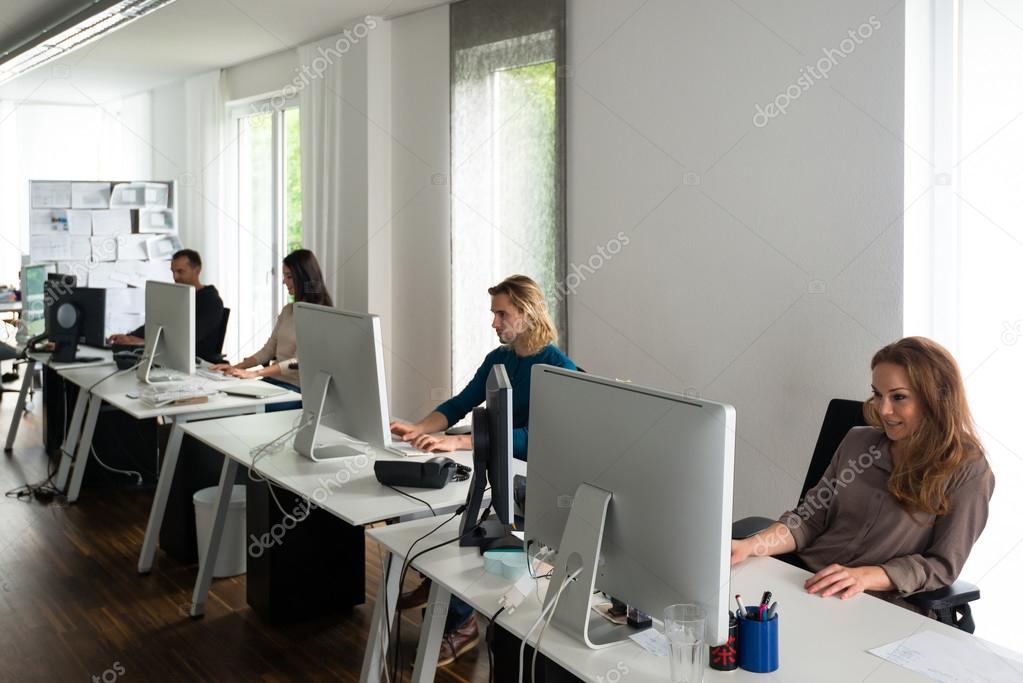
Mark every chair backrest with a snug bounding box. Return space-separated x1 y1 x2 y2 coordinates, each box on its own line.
798 398 869 504
214 308 231 357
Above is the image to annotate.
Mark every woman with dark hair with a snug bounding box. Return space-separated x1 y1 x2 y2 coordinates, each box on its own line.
209 249 331 387
731 337 994 611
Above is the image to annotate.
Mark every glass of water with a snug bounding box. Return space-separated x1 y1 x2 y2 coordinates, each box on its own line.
664 603 706 683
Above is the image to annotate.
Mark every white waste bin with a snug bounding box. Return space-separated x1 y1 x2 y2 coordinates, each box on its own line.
193 485 247 578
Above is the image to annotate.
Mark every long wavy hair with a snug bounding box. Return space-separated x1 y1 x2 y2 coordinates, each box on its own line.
863 337 983 516
488 275 557 355
283 249 333 307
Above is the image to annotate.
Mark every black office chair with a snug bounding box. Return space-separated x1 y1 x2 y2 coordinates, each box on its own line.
211 308 231 364
1 342 20 401
732 398 981 633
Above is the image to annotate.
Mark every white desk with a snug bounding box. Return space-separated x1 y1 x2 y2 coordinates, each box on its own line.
178 410 524 631
3 345 115 453
366 517 1023 683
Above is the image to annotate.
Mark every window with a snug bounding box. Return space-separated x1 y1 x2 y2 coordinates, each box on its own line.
904 0 1023 654
229 101 302 359
449 0 566 391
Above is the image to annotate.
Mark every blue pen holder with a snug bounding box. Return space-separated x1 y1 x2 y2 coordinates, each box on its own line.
738 607 779 673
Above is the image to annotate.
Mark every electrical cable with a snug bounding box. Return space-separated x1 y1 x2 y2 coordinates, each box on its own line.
385 484 436 517
89 445 142 484
518 567 583 683
486 606 507 683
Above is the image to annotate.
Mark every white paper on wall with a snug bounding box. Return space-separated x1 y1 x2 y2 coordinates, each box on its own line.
138 209 173 233
67 210 93 235
116 234 149 261
30 209 68 235
144 234 182 260
91 209 132 235
56 261 92 283
68 236 92 261
70 182 111 209
90 236 119 262
87 262 127 288
141 260 173 283
30 235 70 261
105 287 145 315
106 313 144 339
31 182 71 208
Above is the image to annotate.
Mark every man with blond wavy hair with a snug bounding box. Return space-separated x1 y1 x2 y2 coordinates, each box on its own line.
389 274 577 667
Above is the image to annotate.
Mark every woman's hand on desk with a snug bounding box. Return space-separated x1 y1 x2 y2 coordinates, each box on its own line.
225 367 260 379
804 564 893 599
730 539 754 566
207 363 233 373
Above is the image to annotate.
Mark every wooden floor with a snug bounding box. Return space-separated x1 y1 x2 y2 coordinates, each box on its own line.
0 382 490 683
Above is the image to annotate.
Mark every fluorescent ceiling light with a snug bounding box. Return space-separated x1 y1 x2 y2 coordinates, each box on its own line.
0 0 178 86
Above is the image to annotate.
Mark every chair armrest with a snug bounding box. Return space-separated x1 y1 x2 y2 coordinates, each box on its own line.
906 580 980 611
732 516 776 540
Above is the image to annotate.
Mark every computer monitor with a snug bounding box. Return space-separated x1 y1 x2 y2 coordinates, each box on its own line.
137 281 195 383
459 364 514 550
524 365 735 648
19 264 48 340
45 287 106 363
292 303 393 460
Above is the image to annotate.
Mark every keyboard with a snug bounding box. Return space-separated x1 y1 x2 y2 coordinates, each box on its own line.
195 368 236 382
384 441 433 458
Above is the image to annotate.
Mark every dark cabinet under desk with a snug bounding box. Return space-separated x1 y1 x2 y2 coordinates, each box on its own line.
245 479 365 624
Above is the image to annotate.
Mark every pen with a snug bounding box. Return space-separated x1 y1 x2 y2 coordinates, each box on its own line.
759 591 772 608
766 601 778 620
735 594 747 619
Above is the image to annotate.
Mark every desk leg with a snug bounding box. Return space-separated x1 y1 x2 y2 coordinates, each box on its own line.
55 382 89 490
137 420 185 574
410 580 451 683
359 551 401 683
3 360 35 453
65 393 101 503
189 457 239 618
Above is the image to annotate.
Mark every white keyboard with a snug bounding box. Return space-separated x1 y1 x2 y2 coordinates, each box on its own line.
385 441 433 457
195 368 237 382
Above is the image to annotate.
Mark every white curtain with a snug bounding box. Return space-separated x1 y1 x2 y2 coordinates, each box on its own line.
182 70 231 296
0 101 20 287
298 37 346 308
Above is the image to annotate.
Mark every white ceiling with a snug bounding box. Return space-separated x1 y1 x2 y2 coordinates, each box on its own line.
0 0 443 105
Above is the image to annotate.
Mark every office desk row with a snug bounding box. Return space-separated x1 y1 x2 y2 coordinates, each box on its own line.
7 349 1020 682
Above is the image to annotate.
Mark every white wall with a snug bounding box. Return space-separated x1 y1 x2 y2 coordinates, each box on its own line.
388 5 452 421
562 0 904 519
224 49 299 102
384 0 905 518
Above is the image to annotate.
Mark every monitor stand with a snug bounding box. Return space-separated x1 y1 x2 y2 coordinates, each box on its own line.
137 325 163 384
546 482 632 649
293 370 369 461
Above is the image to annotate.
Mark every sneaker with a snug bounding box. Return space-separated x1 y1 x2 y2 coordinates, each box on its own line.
437 613 479 667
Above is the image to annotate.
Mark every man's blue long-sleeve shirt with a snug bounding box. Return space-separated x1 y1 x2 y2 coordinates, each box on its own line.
435 344 576 460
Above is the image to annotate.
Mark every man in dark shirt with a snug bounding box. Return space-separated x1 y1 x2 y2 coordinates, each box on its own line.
108 249 225 362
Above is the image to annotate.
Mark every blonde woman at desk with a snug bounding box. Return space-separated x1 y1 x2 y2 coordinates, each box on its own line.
731 337 994 612
209 249 331 389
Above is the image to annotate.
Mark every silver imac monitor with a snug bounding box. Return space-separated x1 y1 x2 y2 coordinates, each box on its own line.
524 365 735 648
137 281 195 383
293 303 393 460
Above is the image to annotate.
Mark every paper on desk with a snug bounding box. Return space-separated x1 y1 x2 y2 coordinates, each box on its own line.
629 628 670 657
869 630 1023 683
